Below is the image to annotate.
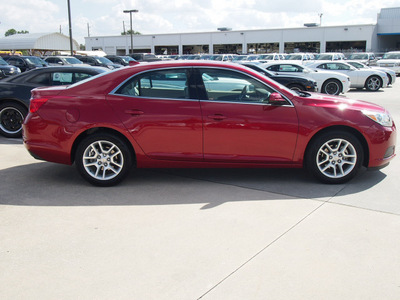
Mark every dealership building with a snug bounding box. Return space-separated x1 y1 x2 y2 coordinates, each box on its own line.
87 7 400 56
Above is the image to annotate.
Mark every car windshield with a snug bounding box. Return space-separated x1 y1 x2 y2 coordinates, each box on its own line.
232 56 248 61
120 56 136 63
64 57 83 64
0 57 8 65
348 62 365 68
247 56 259 61
209 55 223 61
96 56 113 64
258 55 274 60
316 54 333 60
382 53 400 59
285 55 303 60
26 57 47 65
348 54 368 60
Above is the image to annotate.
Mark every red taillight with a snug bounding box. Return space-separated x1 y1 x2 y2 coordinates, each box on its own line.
30 98 48 113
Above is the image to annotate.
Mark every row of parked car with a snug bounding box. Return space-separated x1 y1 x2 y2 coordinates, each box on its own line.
0 51 398 138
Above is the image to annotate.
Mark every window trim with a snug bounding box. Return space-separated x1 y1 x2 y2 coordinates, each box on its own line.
110 67 197 101
194 66 294 107
109 66 294 107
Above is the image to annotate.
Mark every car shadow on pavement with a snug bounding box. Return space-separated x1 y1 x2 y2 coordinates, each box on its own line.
0 161 387 209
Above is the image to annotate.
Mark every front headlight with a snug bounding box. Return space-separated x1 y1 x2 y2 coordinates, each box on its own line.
362 110 393 127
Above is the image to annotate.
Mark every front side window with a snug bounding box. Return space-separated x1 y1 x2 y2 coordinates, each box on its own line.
115 68 190 99
276 64 302 72
198 68 274 103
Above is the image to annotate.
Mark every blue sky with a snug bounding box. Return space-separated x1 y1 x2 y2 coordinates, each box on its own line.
1 1 398 45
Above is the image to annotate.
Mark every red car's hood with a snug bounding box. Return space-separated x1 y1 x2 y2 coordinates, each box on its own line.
300 92 387 113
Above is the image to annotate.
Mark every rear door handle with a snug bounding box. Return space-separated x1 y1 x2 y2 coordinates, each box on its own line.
125 109 144 116
208 114 226 121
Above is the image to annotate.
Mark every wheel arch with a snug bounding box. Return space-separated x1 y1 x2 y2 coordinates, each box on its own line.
71 127 136 165
0 98 29 110
304 125 369 168
364 74 383 90
287 83 306 91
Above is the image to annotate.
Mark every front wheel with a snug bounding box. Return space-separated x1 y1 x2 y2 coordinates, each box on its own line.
75 133 133 186
306 131 364 184
0 102 27 138
365 75 382 91
321 79 342 95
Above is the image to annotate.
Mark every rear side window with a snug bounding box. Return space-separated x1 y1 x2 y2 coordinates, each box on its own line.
28 72 94 85
115 69 190 99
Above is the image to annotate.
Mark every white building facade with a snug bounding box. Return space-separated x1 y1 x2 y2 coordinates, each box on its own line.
85 7 400 56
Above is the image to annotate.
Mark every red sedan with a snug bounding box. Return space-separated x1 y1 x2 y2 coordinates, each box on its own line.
23 61 396 186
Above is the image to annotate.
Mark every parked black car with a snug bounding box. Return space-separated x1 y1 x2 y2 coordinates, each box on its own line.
75 55 122 69
240 62 317 92
0 57 21 79
105 55 137 66
129 53 162 62
0 66 109 138
3 56 48 72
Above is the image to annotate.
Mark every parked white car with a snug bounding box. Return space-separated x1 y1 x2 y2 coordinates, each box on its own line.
347 52 377 66
255 53 284 63
346 60 396 85
307 61 388 91
263 62 350 95
284 53 315 64
376 51 400 75
315 53 346 61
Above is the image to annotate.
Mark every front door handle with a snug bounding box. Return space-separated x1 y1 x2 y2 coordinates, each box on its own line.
125 109 144 116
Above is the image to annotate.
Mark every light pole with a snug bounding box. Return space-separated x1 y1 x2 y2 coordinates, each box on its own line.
67 0 73 55
318 13 323 26
123 9 139 55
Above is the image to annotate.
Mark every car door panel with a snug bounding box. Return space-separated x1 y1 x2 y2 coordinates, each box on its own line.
201 101 298 163
196 68 299 163
108 68 203 161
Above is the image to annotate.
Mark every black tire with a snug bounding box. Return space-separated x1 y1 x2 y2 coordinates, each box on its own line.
365 75 382 91
321 79 342 95
287 84 305 91
306 131 364 184
386 73 392 85
0 102 27 138
75 133 133 186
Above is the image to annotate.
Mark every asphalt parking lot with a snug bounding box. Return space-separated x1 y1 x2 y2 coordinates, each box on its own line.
1 82 400 299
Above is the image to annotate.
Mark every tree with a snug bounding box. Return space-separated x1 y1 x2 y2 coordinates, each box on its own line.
5 29 29 37
121 29 141 35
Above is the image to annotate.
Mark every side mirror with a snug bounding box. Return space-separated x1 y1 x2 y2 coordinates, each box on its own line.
269 93 287 105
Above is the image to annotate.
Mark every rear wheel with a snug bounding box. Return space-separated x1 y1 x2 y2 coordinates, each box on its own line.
75 133 133 186
321 79 342 95
306 131 363 184
0 102 27 138
365 75 382 91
